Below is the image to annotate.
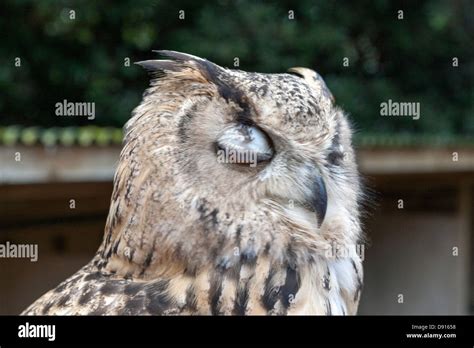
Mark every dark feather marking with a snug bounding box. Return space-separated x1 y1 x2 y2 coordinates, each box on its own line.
147 279 170 293
123 294 146 315
187 55 254 126
78 286 95 306
222 84 253 126
105 231 112 247
54 280 69 293
327 118 344 166
286 244 298 269
183 264 198 277
326 299 332 315
145 294 169 315
124 282 143 296
323 267 331 291
112 201 122 227
185 285 198 312
197 200 219 227
235 225 243 255
56 294 70 307
351 259 363 302
89 307 106 316
140 230 156 275
174 241 183 259
216 255 240 280
127 248 135 262
96 260 107 270
208 275 223 315
263 242 271 255
100 282 123 295
153 50 255 125
233 281 250 315
281 266 300 309
327 151 344 167
227 263 241 281
105 247 113 260
307 99 321 117
311 174 328 228
257 85 268 97
112 241 120 255
354 285 362 302
216 256 231 270
41 300 54 314
140 248 155 276
145 280 171 315
351 259 361 279
210 209 218 226
83 272 101 282
177 111 194 143
240 248 257 266
261 268 280 311
124 182 132 202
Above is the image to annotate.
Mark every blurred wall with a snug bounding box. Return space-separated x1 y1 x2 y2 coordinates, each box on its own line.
359 180 472 314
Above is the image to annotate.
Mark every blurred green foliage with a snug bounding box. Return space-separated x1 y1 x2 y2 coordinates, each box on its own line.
0 0 473 136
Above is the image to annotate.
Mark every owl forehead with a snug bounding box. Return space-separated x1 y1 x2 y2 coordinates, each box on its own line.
220 70 333 129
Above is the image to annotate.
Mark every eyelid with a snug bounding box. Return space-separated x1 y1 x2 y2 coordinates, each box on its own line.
216 124 274 163
247 126 273 156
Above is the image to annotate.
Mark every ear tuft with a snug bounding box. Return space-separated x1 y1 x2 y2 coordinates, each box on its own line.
153 50 209 64
134 59 184 75
136 50 226 86
287 67 335 103
287 67 306 79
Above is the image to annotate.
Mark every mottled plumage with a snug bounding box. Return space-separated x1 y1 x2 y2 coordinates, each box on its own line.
23 51 364 315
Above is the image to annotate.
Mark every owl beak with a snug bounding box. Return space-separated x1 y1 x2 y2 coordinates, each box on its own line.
310 174 328 228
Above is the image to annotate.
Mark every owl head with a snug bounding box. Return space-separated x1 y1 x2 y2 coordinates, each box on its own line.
101 51 362 279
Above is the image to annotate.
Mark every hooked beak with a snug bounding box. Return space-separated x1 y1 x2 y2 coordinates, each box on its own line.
310 173 328 228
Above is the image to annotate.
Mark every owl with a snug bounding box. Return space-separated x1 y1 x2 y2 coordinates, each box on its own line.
23 51 364 315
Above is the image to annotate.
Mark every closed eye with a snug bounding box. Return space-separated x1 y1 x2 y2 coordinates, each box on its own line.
216 124 274 166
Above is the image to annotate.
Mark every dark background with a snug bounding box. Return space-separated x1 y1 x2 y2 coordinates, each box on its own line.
1 0 473 136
